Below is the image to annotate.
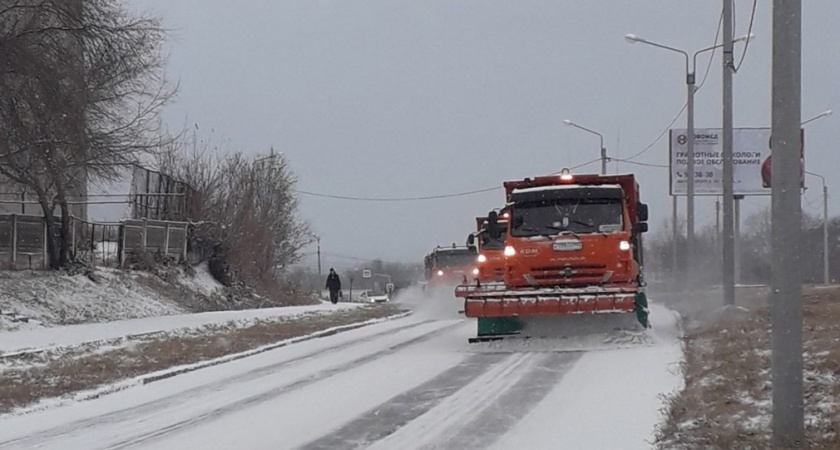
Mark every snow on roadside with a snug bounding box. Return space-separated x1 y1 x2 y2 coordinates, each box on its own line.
0 301 363 356
175 262 223 297
0 270 187 331
5 310 411 418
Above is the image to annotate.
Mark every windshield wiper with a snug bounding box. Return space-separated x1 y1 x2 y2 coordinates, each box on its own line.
567 220 597 232
516 225 554 238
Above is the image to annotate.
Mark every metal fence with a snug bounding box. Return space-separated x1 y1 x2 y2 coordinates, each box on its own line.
0 213 189 270
120 218 188 266
0 214 51 270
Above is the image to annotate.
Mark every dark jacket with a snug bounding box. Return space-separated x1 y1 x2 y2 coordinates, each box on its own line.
326 273 342 292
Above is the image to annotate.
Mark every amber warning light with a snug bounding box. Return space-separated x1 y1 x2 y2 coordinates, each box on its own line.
559 168 574 181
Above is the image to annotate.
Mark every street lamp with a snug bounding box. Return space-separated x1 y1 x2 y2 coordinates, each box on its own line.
805 172 830 285
801 109 832 126
563 119 607 175
624 31 755 287
801 109 833 286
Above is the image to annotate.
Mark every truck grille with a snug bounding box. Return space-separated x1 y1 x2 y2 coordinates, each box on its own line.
528 264 608 283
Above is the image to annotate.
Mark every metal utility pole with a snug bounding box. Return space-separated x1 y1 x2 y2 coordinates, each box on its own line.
806 172 830 286
800 110 833 286
771 0 805 445
822 182 829 285
317 237 322 275
734 196 742 284
673 196 679 282
722 0 736 306
563 120 607 175
686 70 696 288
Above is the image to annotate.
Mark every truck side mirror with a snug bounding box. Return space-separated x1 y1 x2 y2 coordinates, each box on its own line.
637 203 649 222
467 234 475 246
636 222 649 233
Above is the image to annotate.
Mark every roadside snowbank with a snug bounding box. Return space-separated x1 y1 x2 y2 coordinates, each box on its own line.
0 301 362 356
0 270 187 331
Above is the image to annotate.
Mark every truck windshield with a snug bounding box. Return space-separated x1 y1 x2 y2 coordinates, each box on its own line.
511 199 623 237
434 251 477 267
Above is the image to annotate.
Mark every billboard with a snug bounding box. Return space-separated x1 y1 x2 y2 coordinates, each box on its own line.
669 128 804 196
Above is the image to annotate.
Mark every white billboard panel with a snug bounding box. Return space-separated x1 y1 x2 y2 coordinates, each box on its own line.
669 128 804 196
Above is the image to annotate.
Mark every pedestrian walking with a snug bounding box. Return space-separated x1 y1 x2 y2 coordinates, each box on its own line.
325 268 342 304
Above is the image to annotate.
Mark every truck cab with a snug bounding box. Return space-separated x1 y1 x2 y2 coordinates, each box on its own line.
424 244 479 289
501 173 648 291
470 211 509 284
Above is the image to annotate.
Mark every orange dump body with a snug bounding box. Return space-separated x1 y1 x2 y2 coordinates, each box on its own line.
457 173 648 319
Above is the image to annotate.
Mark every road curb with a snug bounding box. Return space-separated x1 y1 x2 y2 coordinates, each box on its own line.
5 310 412 418
140 310 413 385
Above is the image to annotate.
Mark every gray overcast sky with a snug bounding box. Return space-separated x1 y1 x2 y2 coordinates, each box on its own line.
126 0 840 268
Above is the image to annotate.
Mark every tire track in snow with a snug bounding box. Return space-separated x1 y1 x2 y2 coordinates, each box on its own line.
425 352 581 449
297 353 531 450
0 319 441 450
100 321 463 450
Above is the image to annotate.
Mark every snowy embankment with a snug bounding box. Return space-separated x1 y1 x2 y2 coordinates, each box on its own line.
0 262 357 358
0 263 240 331
0 301 363 358
0 269 190 331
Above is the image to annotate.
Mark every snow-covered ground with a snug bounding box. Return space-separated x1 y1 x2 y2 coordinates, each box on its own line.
0 291 684 450
0 301 362 357
0 269 189 331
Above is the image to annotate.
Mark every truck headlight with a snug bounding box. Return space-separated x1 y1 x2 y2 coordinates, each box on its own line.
619 240 631 251
437 270 444 276
504 246 516 257
477 254 487 263
472 268 480 275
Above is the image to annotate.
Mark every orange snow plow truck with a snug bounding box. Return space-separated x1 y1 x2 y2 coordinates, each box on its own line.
455 170 651 343
469 212 509 284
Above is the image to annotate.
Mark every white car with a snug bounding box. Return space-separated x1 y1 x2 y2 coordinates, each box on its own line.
360 290 390 303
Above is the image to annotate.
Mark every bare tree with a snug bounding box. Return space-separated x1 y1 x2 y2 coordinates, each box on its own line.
0 0 173 267
159 135 314 298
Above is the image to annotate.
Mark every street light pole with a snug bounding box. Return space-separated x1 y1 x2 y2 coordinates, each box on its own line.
800 110 833 287
824 183 829 285
806 171 830 286
563 120 607 175
722 0 736 307
625 32 753 289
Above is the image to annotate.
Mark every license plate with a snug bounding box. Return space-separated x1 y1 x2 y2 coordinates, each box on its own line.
553 240 583 252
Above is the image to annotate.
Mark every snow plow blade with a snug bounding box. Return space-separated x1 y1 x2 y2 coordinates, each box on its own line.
455 283 650 344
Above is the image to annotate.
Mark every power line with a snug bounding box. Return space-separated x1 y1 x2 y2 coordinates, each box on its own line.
296 157 603 203
733 0 757 73
621 8 722 164
295 186 501 202
697 8 725 90
569 158 602 171
620 103 687 162
610 158 668 169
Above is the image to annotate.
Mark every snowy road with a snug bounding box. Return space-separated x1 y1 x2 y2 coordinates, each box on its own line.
0 300 682 450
